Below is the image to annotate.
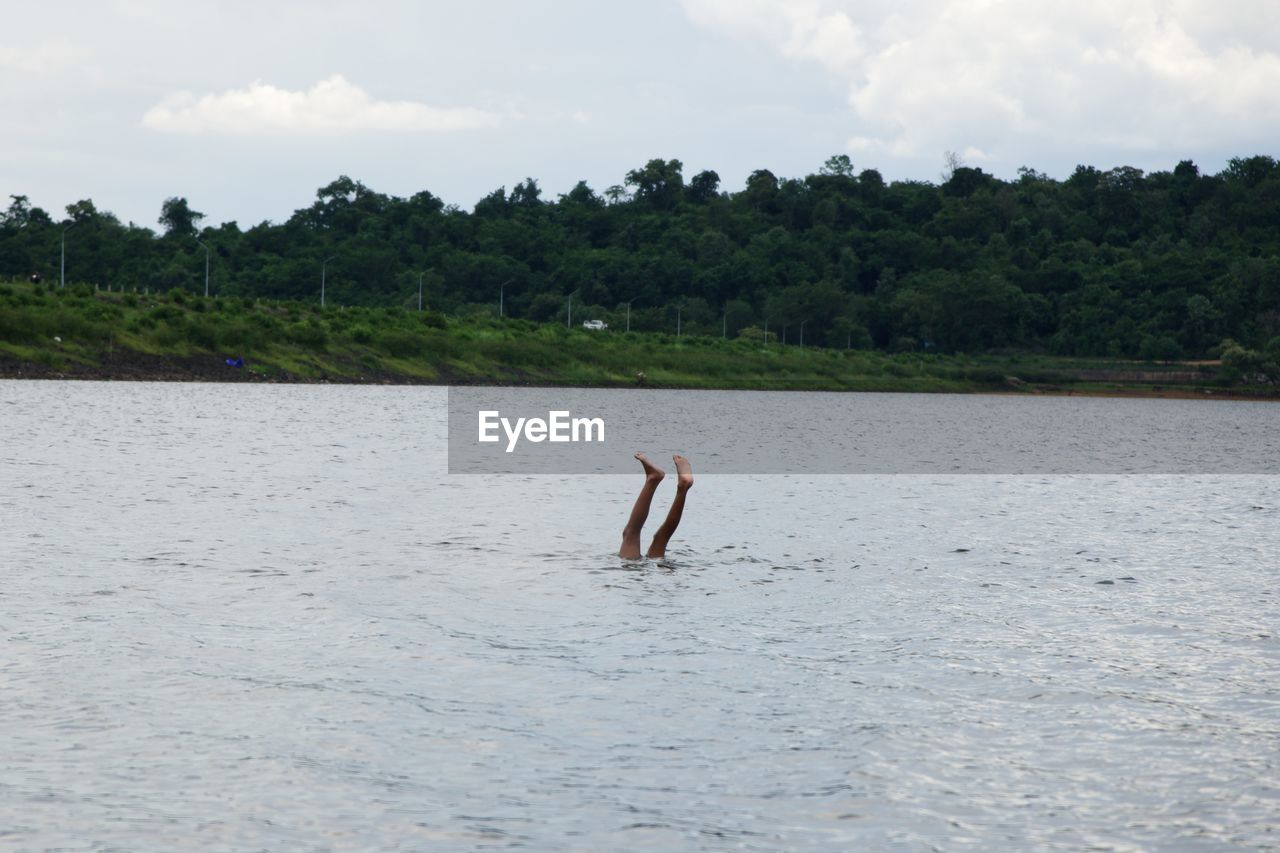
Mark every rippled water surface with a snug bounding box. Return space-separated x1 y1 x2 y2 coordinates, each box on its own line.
2 381 1278 851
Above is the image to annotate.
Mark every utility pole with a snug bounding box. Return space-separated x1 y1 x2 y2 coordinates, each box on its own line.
625 297 638 332
567 289 579 329
321 255 336 307
800 319 808 348
418 272 424 311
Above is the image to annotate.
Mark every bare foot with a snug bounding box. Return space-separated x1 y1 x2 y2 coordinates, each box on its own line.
635 452 665 483
672 454 693 489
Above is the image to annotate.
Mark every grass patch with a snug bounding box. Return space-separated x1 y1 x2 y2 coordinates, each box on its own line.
0 278 1261 395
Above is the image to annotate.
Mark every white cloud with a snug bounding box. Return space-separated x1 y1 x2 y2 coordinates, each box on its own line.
0 40 84 73
680 0 865 74
141 75 502 135
680 0 1280 172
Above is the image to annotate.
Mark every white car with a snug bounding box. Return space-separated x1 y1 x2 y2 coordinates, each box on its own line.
582 319 608 330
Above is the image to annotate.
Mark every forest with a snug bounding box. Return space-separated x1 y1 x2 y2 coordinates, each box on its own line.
4 153 1280 362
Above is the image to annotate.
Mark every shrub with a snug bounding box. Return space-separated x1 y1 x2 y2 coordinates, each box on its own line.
885 360 917 377
151 321 186 348
1137 334 1183 361
186 318 220 350
736 326 777 344
287 319 329 350
148 304 183 323
418 311 447 329
247 310 275 326
1221 343 1269 383
375 329 430 358
0 307 38 342
218 322 266 351
126 314 154 332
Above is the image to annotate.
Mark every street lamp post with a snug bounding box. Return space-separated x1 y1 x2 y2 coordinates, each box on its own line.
321 255 336 307
567 289 580 329
194 237 210 297
624 297 639 333
418 272 425 311
722 307 727 339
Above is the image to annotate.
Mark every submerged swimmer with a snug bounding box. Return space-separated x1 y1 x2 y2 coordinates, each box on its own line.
619 453 694 560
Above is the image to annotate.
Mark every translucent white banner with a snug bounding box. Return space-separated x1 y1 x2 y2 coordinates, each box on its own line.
447 386 1280 474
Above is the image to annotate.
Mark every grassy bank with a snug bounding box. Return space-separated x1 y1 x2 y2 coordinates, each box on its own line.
0 280 1273 398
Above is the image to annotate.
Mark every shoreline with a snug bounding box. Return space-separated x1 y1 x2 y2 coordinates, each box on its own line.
2 355 1275 402
5 283 1276 403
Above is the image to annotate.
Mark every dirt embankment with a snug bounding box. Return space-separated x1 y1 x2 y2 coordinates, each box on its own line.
0 351 424 385
1 350 1276 400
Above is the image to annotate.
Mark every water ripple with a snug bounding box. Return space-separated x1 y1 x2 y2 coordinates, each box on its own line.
0 381 1277 850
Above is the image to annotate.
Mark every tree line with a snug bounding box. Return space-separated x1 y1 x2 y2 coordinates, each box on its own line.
4 153 1280 359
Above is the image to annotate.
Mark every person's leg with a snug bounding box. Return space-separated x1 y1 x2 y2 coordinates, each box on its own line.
620 452 664 559
646 455 693 559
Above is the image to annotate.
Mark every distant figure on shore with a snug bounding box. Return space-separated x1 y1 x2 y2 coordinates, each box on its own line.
620 453 694 560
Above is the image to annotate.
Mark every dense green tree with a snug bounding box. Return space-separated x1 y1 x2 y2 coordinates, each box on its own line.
158 197 204 237
686 170 721 204
820 154 855 178
65 199 101 224
8 153 1280 358
3 195 33 228
742 169 780 213
510 178 542 208
625 159 684 210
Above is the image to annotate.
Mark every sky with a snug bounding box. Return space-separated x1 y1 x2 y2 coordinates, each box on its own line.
4 0 1280 229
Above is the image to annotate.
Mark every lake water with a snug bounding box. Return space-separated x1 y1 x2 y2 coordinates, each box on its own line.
2 381 1278 851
